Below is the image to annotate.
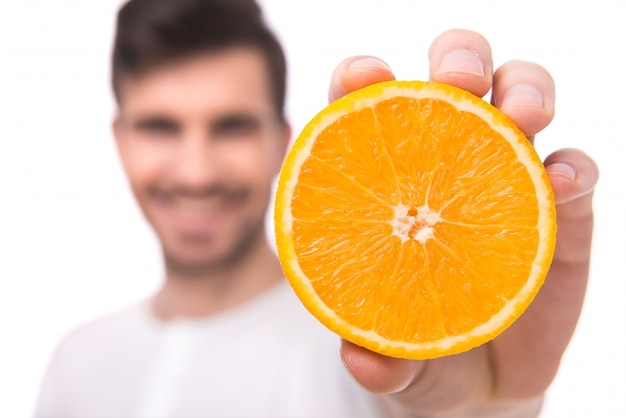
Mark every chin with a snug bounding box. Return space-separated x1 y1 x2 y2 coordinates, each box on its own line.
158 214 267 276
164 252 229 276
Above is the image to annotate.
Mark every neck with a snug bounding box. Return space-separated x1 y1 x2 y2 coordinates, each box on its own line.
152 231 283 321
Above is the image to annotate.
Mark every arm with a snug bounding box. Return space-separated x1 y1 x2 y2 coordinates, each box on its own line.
329 29 599 418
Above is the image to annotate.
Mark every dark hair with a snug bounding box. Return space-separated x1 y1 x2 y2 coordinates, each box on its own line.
111 0 287 120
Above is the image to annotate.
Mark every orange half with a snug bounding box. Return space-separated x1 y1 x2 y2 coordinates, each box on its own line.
274 80 556 359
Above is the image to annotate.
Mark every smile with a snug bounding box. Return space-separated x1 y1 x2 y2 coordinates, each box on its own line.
151 190 249 233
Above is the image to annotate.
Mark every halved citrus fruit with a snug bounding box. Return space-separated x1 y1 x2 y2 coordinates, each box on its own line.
274 80 556 360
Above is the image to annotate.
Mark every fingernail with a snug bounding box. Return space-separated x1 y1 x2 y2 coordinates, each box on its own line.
348 57 392 72
438 49 484 76
548 162 577 180
502 82 544 108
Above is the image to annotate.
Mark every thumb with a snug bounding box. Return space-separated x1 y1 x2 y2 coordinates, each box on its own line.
340 339 421 394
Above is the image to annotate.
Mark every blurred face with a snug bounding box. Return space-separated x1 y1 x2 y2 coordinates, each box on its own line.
114 49 289 274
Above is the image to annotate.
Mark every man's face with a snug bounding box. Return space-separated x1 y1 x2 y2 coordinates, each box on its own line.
114 48 289 274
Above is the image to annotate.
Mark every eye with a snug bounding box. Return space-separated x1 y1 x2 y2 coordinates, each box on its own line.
212 114 261 139
134 117 181 137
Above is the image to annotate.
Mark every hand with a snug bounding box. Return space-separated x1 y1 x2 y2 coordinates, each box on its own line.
328 29 599 418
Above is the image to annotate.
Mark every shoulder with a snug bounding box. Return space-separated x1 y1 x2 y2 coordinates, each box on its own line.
34 302 154 417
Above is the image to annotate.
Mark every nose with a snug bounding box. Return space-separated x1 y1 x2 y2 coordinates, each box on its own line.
174 127 220 191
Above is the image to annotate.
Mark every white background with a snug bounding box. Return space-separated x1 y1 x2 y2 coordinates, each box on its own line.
0 0 624 417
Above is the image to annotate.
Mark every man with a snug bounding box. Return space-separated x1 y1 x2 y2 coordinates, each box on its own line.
35 0 599 417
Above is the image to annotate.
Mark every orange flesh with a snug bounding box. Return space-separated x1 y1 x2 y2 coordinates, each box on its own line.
290 98 540 344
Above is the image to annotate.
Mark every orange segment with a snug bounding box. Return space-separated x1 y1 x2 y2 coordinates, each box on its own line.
275 80 556 360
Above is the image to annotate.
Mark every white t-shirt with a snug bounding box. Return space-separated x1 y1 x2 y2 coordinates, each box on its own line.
34 280 385 418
